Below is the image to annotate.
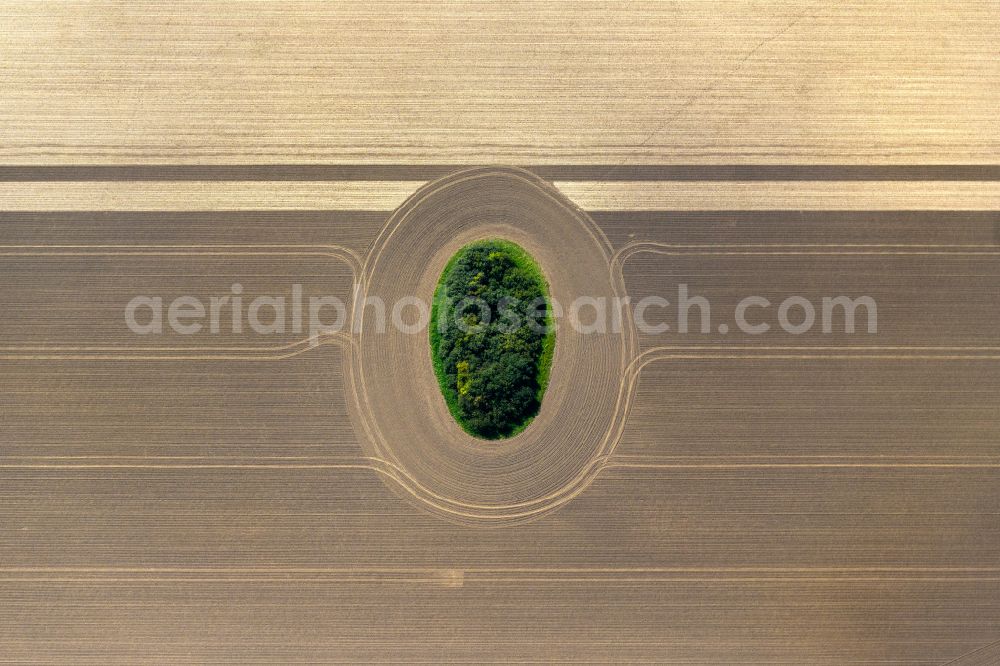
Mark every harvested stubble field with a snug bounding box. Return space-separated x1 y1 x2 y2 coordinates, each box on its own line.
2 2 1000 663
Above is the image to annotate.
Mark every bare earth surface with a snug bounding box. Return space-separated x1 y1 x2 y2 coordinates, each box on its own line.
1 2 999 663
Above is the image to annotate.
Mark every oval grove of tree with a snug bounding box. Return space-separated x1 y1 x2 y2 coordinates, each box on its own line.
429 239 556 439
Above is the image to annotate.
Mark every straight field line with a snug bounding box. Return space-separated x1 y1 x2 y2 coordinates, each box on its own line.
3 180 1000 211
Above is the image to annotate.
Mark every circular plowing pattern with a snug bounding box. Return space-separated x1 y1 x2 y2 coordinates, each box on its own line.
346 167 636 525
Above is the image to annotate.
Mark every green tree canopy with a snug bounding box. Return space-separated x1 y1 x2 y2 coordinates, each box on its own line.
430 240 555 439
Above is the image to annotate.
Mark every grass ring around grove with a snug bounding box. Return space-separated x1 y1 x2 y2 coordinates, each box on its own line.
345 167 638 526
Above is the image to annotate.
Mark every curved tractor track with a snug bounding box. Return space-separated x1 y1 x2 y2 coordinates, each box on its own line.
344 167 640 526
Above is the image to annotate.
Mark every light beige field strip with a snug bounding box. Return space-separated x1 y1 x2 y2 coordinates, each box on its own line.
558 181 1000 211
2 1 996 167
3 180 1000 210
